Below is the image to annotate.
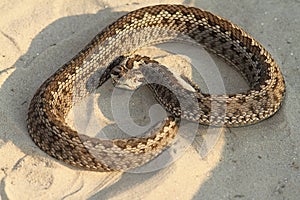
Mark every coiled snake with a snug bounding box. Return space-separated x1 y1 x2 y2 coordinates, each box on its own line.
27 4 285 171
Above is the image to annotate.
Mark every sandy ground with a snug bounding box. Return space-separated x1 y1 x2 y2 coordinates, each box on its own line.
0 0 299 199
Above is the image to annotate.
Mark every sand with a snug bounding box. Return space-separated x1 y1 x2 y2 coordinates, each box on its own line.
0 0 299 199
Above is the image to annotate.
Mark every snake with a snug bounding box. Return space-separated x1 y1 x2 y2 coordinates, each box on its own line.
27 4 285 171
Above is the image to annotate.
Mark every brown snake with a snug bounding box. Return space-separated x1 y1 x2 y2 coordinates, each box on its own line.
27 4 285 171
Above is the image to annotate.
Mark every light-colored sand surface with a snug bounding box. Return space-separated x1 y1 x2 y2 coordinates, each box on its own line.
0 0 299 199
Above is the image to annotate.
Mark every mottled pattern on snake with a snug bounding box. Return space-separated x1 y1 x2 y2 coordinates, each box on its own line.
27 4 285 171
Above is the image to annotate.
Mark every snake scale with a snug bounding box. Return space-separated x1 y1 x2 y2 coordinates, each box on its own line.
27 4 285 171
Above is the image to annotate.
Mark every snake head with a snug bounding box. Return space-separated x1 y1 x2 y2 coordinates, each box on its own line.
110 54 148 90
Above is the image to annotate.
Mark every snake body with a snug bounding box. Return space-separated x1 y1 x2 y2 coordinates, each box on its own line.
27 5 285 171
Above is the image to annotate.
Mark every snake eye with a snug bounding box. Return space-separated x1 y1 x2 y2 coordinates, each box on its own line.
108 55 126 70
